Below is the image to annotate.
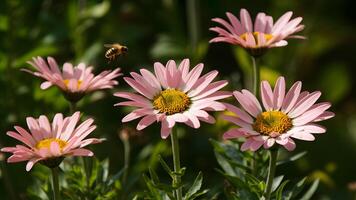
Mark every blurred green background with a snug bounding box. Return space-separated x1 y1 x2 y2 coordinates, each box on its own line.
0 0 355 199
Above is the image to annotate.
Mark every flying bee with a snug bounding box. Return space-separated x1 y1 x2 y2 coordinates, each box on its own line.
104 43 128 62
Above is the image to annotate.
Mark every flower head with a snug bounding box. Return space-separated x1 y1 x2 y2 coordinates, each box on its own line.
1 112 102 171
24 56 122 102
114 59 231 139
210 9 305 56
223 77 334 151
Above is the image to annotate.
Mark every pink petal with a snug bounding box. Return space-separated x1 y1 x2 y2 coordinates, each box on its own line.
26 117 43 141
122 108 153 122
273 77 286 110
221 115 252 129
272 11 293 34
283 138 296 151
40 81 52 89
188 70 219 97
61 112 80 141
281 81 302 113
224 103 253 123
178 59 190 82
124 77 154 99
70 148 94 156
197 114 216 124
233 90 261 117
264 16 273 33
14 126 36 145
291 131 315 141
264 138 276 149
38 115 51 137
288 91 321 118
137 115 157 130
184 112 200 128
312 111 335 122
292 102 331 126
240 138 254 151
226 12 245 34
299 124 326 134
254 12 267 32
275 136 289 145
160 120 171 139
6 131 33 148
140 69 161 91
261 80 274 111
191 80 228 101
50 141 61 157
250 140 264 151
115 101 150 107
154 62 168 88
130 72 158 95
26 158 42 171
223 128 246 139
170 113 189 122
114 92 152 105
183 63 204 92
240 9 253 32
245 32 256 47
165 60 181 88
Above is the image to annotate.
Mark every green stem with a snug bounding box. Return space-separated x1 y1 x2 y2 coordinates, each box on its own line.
170 128 182 200
51 167 60 200
68 101 90 188
264 149 278 200
69 102 76 114
83 157 91 189
122 134 130 192
251 56 259 175
251 56 259 96
186 0 199 55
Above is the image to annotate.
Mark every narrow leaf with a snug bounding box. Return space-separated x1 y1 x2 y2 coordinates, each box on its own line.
272 175 284 192
158 155 173 178
185 172 203 199
299 179 319 200
277 151 307 166
275 180 290 200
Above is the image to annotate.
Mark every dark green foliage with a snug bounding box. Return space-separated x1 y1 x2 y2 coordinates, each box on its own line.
135 155 208 200
0 0 355 199
27 158 124 200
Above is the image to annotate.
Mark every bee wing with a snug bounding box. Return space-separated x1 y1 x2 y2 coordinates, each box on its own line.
104 44 113 48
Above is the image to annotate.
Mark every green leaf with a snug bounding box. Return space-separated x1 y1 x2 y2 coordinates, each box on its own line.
272 175 284 192
299 179 319 200
284 177 307 199
149 167 160 184
13 45 59 68
158 155 173 178
275 180 290 200
277 151 307 166
142 174 163 200
188 189 209 200
81 0 110 19
106 167 125 187
184 172 203 200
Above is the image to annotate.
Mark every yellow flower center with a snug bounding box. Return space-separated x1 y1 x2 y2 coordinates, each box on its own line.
252 111 293 136
63 79 82 89
240 32 273 44
153 89 191 115
35 138 67 150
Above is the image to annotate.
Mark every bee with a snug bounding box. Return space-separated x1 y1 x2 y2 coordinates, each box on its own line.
104 43 128 62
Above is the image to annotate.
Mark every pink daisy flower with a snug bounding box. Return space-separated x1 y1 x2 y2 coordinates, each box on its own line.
210 8 305 56
223 77 334 151
24 56 122 102
1 112 102 171
114 59 231 139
